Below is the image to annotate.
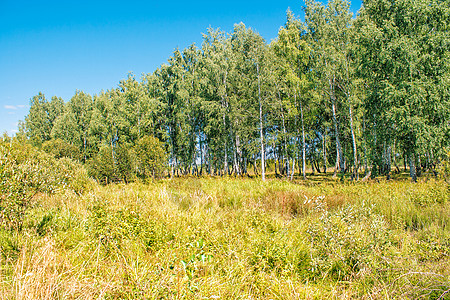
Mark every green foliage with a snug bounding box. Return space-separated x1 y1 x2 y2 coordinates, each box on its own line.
0 139 91 230
441 150 450 184
42 138 82 161
356 0 450 177
87 137 167 184
55 157 93 194
0 141 53 230
134 135 167 179
181 238 213 281
306 203 390 281
19 0 449 181
86 145 118 184
0 177 448 298
24 93 52 146
86 197 165 251
115 144 134 183
87 144 132 183
0 229 21 260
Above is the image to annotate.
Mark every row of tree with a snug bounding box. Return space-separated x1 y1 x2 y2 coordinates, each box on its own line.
22 0 449 182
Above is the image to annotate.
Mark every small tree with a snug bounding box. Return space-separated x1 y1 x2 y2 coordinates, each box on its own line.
86 146 117 184
115 144 133 183
134 136 167 179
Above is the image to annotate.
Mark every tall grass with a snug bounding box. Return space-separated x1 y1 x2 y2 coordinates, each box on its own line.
0 177 449 299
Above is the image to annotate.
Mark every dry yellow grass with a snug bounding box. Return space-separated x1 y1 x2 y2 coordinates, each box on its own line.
0 177 448 299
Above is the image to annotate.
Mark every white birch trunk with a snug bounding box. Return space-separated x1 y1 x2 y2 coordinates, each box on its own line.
257 61 265 181
349 105 358 179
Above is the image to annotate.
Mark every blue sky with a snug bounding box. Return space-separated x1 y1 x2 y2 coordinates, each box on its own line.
0 0 362 135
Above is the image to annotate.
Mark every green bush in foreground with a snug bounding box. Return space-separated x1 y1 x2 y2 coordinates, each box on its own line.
306 203 390 281
0 139 91 230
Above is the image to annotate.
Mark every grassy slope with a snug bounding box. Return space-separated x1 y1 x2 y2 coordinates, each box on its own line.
1 176 449 299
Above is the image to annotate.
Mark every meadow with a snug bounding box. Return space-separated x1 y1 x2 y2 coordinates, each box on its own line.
3 0 449 297
1 173 449 299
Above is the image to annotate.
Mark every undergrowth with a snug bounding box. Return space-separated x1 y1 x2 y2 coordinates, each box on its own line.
0 177 449 299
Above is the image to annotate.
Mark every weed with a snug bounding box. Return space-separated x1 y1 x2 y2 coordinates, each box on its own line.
0 177 448 299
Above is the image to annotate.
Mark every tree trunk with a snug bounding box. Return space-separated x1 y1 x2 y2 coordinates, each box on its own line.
299 97 306 180
207 146 213 176
273 139 278 177
256 62 265 181
330 77 345 176
392 141 400 174
409 152 417 182
243 156 248 176
278 86 288 179
362 117 368 176
222 69 229 176
286 158 290 178
322 131 327 173
313 158 321 173
234 134 240 176
333 150 339 178
404 153 407 172
332 100 344 175
83 134 87 162
199 137 203 176
223 113 228 176
385 144 392 180
290 158 295 181
275 159 278 177
282 114 288 179
349 105 358 180
417 155 422 177
253 158 259 176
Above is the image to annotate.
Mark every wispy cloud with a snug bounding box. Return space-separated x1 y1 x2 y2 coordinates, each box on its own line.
4 104 27 110
3 129 19 136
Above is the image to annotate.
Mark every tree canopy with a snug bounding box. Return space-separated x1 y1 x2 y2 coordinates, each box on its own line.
21 0 449 182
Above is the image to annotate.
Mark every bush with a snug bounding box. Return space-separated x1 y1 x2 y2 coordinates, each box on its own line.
87 145 116 184
86 136 167 184
440 149 450 184
86 197 166 251
0 139 91 230
42 138 82 161
87 144 135 184
134 135 167 179
306 203 390 281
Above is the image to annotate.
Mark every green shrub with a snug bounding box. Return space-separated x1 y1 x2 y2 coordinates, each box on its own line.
86 197 166 251
134 135 167 179
306 203 390 281
55 157 92 194
441 149 450 184
87 144 134 184
86 145 116 184
181 238 214 281
115 144 134 183
0 229 21 260
42 138 82 161
0 139 91 230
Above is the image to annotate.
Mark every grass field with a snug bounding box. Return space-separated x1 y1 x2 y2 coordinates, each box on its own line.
1 174 449 299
